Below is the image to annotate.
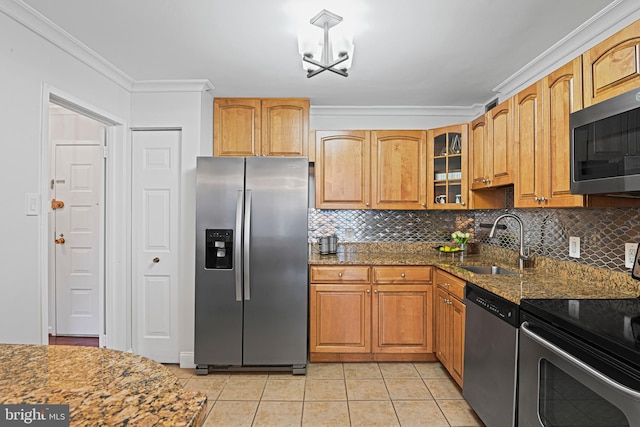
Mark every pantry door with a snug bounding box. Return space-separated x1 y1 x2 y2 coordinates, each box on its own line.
131 130 181 363
54 144 103 336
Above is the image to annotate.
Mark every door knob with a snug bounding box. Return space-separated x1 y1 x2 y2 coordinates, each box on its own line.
51 199 64 210
153 257 160 263
55 234 65 244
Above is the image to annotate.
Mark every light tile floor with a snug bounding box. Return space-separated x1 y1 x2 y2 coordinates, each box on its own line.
166 362 484 427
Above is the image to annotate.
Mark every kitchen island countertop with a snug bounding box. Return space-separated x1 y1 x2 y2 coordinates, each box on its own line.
0 344 207 426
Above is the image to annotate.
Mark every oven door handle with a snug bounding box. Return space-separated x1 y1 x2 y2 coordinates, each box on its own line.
521 321 640 399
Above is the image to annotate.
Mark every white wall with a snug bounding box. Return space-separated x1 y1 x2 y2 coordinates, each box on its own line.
0 11 131 344
130 90 213 365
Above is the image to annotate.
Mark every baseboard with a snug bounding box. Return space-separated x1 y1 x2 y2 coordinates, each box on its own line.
180 351 196 369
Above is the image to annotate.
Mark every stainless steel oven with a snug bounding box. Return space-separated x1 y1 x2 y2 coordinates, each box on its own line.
519 299 640 427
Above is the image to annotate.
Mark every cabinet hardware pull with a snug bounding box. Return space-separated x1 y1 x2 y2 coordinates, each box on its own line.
338 272 343 278
153 257 160 263
401 273 405 278
366 289 370 294
374 290 378 294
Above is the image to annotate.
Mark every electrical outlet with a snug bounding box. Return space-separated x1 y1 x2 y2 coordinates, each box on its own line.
569 236 580 258
625 243 638 269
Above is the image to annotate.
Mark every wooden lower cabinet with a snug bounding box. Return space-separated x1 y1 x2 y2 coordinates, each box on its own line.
435 269 466 387
309 265 436 362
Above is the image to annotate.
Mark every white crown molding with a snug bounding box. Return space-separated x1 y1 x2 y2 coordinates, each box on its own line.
311 104 485 118
132 80 215 93
0 0 135 91
493 0 640 99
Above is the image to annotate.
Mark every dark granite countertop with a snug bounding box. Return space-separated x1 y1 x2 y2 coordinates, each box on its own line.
0 344 207 426
308 243 640 303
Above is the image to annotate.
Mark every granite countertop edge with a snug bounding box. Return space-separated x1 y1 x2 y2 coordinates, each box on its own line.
308 250 640 304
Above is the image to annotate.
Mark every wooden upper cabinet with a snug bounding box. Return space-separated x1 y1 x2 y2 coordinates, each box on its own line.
487 97 513 187
514 80 545 208
213 98 309 157
428 124 469 209
515 58 586 208
544 58 586 207
371 130 427 210
213 98 261 156
469 98 513 189
261 99 309 157
469 114 488 190
583 20 640 107
315 131 371 209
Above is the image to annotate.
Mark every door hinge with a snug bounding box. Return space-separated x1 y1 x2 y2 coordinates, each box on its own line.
103 146 108 158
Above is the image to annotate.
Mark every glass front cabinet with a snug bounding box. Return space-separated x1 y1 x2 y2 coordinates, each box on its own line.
427 124 469 209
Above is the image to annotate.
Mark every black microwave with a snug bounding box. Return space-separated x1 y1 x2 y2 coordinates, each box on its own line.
570 87 640 195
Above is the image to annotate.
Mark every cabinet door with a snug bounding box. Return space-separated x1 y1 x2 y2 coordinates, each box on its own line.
514 81 544 208
371 130 427 210
315 131 371 209
583 20 640 107
213 98 261 156
469 114 488 190
372 284 433 353
544 58 586 207
261 98 309 157
487 98 513 187
450 297 466 388
435 286 451 368
428 124 469 209
310 284 371 353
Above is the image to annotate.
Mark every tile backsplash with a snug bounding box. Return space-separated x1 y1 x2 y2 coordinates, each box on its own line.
309 207 640 273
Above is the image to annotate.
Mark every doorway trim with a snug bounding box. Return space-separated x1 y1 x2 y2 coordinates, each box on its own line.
40 84 130 351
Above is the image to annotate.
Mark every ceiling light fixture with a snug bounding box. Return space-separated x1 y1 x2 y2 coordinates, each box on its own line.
297 9 354 78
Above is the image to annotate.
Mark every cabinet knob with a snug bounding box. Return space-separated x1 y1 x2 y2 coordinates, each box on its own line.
401 273 405 278
365 202 370 207
534 197 539 202
374 290 378 294
461 201 465 206
366 289 371 294
445 283 450 287
539 196 546 202
422 203 426 207
338 272 343 278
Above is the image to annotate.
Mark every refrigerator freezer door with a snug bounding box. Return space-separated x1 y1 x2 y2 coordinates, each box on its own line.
243 157 309 366
195 157 245 366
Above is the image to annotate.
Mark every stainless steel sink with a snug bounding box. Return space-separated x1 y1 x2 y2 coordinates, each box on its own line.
459 265 519 275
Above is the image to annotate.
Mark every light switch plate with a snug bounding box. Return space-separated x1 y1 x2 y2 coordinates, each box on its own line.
569 236 580 258
625 243 638 269
25 193 39 216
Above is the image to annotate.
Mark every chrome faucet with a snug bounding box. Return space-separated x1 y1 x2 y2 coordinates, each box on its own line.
489 213 529 270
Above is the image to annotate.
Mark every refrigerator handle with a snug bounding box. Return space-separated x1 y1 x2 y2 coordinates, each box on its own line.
234 190 243 302
243 190 251 300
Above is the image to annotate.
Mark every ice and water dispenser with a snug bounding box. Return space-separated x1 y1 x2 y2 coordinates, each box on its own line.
205 229 233 269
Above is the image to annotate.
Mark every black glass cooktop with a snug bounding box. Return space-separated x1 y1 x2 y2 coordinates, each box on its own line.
520 298 640 368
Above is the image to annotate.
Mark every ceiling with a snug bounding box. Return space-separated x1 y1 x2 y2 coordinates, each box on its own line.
22 0 614 107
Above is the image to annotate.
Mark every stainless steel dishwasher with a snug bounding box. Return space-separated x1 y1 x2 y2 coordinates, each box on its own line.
463 282 520 427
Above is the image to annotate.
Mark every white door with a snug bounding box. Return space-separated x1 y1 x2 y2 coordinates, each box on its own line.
54 144 102 335
132 130 181 363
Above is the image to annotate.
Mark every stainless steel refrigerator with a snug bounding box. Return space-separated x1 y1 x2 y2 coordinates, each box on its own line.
194 156 308 375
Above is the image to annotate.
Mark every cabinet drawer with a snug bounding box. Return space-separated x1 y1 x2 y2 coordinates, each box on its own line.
310 266 370 284
372 266 432 284
435 269 465 301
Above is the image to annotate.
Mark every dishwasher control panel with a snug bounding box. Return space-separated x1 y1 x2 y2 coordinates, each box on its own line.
466 282 520 327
